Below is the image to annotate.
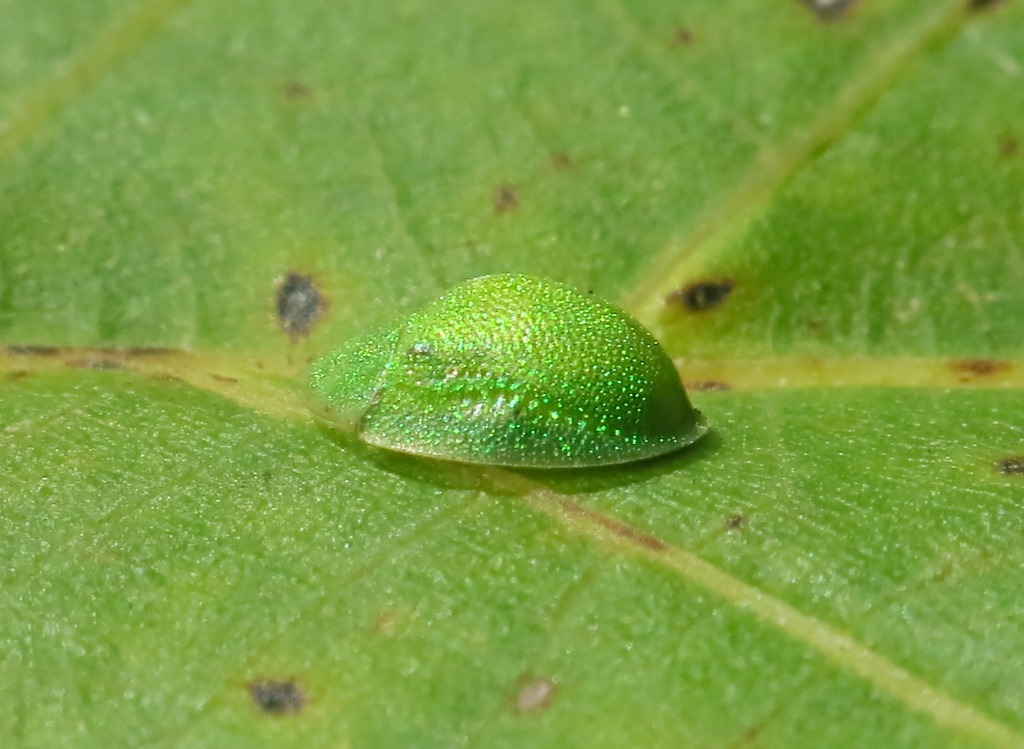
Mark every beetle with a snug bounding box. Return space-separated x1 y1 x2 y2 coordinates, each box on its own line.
307 274 707 467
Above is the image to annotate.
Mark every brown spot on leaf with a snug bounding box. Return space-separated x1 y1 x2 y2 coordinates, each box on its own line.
998 133 1019 158
672 26 695 46
968 0 1008 10
667 279 735 312
493 184 519 214
372 610 398 635
796 0 858 21
66 356 123 370
248 679 305 715
276 272 328 340
210 373 239 384
281 80 312 101
5 370 29 381
725 514 746 530
562 501 666 552
550 151 574 171
512 676 557 715
948 359 1010 382
686 380 731 392
995 456 1024 475
6 345 60 356
120 346 179 357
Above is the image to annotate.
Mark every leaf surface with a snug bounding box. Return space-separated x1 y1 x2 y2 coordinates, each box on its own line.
2 1 1023 747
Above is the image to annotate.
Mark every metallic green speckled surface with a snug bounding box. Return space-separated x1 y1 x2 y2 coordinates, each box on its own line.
308 274 706 467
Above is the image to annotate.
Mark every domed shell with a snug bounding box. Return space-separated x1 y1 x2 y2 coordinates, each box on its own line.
307 274 707 468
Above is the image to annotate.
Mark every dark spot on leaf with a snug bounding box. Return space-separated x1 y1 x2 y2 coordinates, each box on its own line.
672 26 695 46
667 279 735 312
281 80 312 100
998 133 1019 158
948 358 1010 381
372 610 398 635
6 370 29 381
739 726 763 745
686 380 731 392
796 0 858 21
67 356 123 370
6 345 60 356
725 514 746 529
550 152 574 170
248 679 305 715
512 676 557 714
493 184 519 214
210 373 239 384
968 0 1007 10
995 456 1024 475
276 272 328 340
121 346 179 357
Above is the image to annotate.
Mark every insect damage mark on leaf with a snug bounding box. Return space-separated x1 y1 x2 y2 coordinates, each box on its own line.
667 279 735 312
550 152 574 170
276 272 328 340
6 345 60 356
511 675 558 715
685 380 732 392
725 514 746 530
795 0 859 22
247 678 306 715
117 346 180 356
967 0 1008 11
995 456 1024 475
493 184 520 214
671 26 696 47
998 133 1019 159
948 358 1011 382
280 80 313 101
66 356 124 370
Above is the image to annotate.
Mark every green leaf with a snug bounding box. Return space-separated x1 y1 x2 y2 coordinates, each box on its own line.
2 1 1023 747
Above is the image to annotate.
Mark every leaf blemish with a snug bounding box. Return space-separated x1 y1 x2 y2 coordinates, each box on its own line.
210 373 239 384
995 456 1024 476
686 380 732 392
512 676 557 714
280 80 312 101
247 678 305 715
493 183 520 214
725 514 746 529
948 358 1010 380
120 346 180 357
968 0 1008 11
672 26 695 47
6 344 61 356
667 279 735 312
796 0 858 22
66 357 123 371
550 152 574 170
998 133 1019 159
562 500 666 552
276 272 328 341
